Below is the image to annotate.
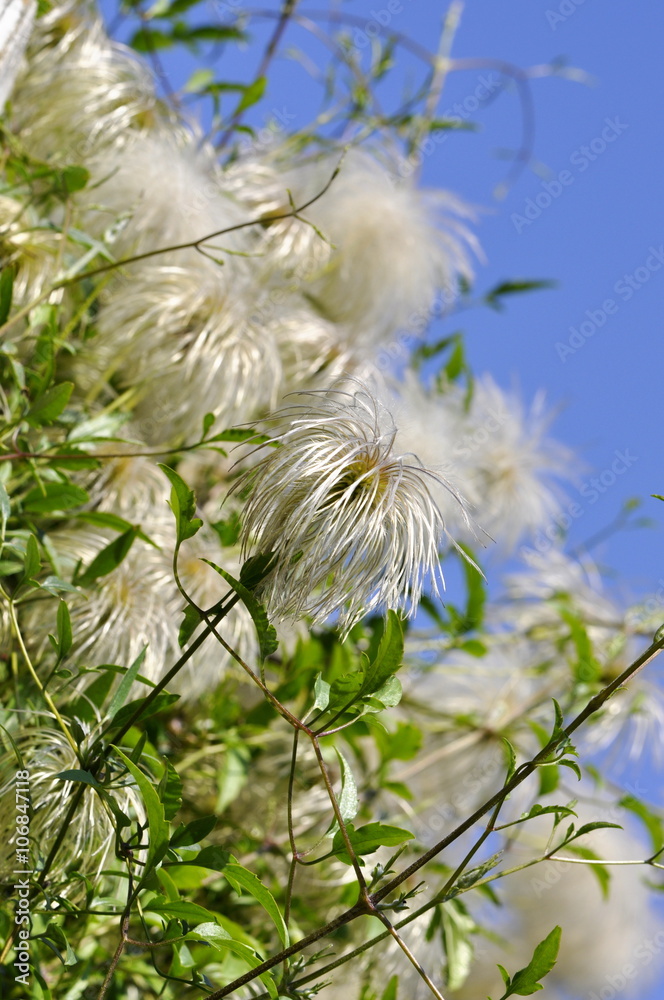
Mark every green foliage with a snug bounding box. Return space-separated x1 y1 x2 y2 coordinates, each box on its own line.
493 926 561 998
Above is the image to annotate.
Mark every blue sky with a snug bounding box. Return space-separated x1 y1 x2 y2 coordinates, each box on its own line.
97 4 664 995
100 0 664 604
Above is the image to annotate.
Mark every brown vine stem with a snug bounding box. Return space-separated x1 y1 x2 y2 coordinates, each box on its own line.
201 631 664 998
376 912 447 1000
0 159 343 342
371 631 664 904
216 0 299 151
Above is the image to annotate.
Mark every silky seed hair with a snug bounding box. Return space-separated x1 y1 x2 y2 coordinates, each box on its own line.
235 381 474 634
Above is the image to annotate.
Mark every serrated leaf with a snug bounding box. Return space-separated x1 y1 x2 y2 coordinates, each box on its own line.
23 482 88 514
224 863 289 947
362 611 404 696
112 746 170 874
159 464 202 542
202 560 278 660
498 926 561 998
26 382 74 425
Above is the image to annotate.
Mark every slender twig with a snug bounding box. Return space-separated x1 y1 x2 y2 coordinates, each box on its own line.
0 161 343 341
376 913 447 1000
202 633 664 998
216 0 299 151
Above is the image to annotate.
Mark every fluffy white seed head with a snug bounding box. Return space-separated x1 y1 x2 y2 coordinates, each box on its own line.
82 261 282 444
224 147 480 347
0 723 146 888
390 373 574 553
0 195 64 307
11 14 168 165
83 131 250 259
0 0 35 110
236 382 472 633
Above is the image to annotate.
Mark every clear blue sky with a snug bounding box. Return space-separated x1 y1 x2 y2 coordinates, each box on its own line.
97 4 664 996
100 0 664 603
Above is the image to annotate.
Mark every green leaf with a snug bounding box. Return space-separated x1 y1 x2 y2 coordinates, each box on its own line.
202 560 278 660
0 481 10 542
183 923 277 997
619 794 664 853
312 673 330 713
206 427 268 444
224 862 289 947
159 464 202 542
22 533 41 581
23 482 88 513
108 692 179 731
75 510 156 547
485 280 556 311
105 649 148 723
61 165 89 194
441 901 475 990
380 975 399 1000
171 845 231 871
333 747 359 827
159 759 183 821
55 600 72 658
146 900 220 924
76 528 139 587
497 926 561 998
178 603 202 647
362 611 404 696
170 815 217 848
503 738 517 783
112 746 170 874
235 75 267 114
211 511 242 547
41 921 77 966
565 844 611 899
332 822 414 865
26 382 74 425
0 265 14 326
53 769 103 789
